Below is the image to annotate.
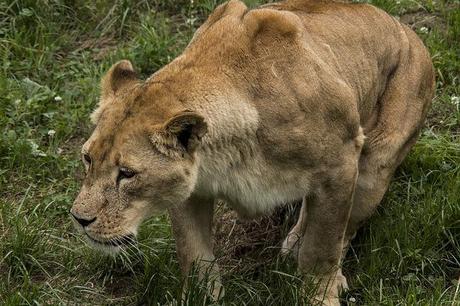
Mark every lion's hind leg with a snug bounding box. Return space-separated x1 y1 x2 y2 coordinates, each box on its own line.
344 25 435 249
281 197 307 257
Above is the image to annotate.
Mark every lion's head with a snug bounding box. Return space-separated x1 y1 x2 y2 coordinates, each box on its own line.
70 60 207 252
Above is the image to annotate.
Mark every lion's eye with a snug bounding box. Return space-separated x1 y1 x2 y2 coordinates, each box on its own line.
117 167 136 182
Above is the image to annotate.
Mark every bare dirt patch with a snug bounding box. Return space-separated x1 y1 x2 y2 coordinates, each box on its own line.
214 202 300 271
399 10 447 33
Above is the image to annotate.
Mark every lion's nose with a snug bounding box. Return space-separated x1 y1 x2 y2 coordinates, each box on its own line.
71 212 96 227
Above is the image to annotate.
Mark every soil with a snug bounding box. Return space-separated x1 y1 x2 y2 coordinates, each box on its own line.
214 201 300 271
399 9 447 33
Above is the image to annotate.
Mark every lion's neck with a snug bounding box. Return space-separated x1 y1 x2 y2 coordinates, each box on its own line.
190 93 306 216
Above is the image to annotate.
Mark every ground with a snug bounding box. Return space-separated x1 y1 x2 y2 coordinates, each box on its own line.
0 0 459 305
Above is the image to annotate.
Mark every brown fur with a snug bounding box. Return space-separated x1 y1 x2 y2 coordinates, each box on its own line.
71 0 435 304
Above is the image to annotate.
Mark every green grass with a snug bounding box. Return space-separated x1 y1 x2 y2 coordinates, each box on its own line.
1 0 459 305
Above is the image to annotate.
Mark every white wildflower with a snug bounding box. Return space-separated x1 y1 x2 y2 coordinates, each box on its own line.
54 96 62 102
451 96 460 106
47 129 56 137
419 27 429 34
28 140 47 157
349 296 356 303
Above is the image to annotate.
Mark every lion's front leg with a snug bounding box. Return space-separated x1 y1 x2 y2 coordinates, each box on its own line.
298 161 359 306
168 195 223 301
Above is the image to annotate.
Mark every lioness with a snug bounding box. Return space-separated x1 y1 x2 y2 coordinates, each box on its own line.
71 0 435 304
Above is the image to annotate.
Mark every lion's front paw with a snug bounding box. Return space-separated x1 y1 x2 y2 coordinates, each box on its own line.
311 269 348 306
335 269 348 292
313 296 340 306
208 279 225 302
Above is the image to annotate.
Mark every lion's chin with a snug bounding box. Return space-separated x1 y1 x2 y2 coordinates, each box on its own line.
84 234 135 255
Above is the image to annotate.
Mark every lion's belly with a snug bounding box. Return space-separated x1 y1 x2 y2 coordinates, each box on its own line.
195 147 311 217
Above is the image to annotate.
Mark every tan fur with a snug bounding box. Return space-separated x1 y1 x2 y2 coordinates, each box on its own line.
71 0 435 304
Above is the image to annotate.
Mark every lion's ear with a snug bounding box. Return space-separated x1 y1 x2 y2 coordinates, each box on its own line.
151 111 208 157
244 9 301 40
101 60 138 98
163 111 208 153
91 60 138 124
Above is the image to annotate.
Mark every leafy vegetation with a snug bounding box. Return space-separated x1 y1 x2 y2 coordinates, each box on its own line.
0 0 459 305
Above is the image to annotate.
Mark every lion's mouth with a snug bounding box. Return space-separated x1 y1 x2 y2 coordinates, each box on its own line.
86 234 135 247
